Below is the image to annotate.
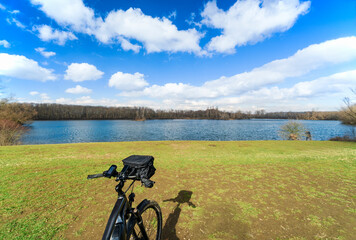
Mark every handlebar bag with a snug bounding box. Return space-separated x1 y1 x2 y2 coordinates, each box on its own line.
122 155 156 180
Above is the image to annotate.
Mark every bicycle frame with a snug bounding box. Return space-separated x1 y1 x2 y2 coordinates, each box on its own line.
102 180 149 240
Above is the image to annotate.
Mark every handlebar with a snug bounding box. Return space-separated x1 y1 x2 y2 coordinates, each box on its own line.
87 173 104 179
87 165 155 188
141 178 155 188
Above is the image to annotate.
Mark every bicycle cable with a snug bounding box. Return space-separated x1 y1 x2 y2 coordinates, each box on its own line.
125 180 135 194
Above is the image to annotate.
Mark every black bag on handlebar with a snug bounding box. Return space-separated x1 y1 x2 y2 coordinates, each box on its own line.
122 155 156 180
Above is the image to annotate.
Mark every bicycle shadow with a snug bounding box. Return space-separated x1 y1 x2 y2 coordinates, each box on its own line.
162 190 196 240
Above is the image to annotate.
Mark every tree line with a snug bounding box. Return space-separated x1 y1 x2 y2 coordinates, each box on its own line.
1 99 355 145
29 103 341 121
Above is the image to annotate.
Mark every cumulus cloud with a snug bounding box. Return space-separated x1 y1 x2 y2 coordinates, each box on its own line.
118 37 141 53
0 40 10 48
29 91 39 96
109 72 148 91
31 0 203 54
251 70 356 101
40 93 50 101
209 69 356 111
34 25 77 45
35 47 56 58
53 68 356 111
96 8 203 54
56 96 119 106
64 63 104 82
201 0 310 53
0 53 56 81
201 36 356 96
30 0 98 34
65 85 92 94
281 70 356 98
121 37 356 100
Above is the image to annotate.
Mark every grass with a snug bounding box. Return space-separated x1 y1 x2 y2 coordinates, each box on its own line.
0 141 355 239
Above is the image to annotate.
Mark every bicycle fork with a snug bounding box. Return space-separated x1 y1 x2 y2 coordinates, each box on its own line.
132 208 149 240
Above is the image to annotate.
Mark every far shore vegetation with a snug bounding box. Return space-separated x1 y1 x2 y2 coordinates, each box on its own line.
0 97 355 145
10 102 344 121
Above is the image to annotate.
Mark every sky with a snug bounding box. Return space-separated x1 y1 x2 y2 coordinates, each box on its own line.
0 0 355 112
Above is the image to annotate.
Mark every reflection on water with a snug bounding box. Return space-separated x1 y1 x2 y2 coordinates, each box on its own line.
21 119 354 144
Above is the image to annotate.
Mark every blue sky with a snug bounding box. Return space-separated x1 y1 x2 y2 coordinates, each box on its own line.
0 0 355 111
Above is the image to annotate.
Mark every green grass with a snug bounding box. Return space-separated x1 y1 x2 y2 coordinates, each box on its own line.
0 141 355 239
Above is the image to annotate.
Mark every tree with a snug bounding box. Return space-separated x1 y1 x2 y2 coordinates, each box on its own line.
340 89 356 126
0 99 37 124
0 99 37 145
279 121 307 140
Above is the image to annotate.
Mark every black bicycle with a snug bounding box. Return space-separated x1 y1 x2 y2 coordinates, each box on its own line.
88 155 162 240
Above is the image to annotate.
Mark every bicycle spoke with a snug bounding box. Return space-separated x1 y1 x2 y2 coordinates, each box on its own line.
142 208 158 239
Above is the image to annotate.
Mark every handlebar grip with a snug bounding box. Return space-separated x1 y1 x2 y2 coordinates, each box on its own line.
87 173 104 179
141 178 155 188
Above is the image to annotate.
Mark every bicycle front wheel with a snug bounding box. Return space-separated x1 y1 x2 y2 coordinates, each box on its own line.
128 200 162 240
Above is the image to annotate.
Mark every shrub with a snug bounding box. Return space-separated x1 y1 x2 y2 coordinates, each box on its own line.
0 119 28 145
279 121 307 140
0 99 36 145
0 99 37 124
329 135 356 142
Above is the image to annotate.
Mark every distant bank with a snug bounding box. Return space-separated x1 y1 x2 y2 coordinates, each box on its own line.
30 103 340 121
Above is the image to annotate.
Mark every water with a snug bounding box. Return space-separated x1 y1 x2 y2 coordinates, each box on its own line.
21 119 354 144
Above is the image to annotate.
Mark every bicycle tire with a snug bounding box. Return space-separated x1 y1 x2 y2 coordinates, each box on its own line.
127 200 162 240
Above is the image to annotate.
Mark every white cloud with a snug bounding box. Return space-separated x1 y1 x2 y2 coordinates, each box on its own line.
50 68 356 111
40 93 50 100
35 47 56 58
209 69 356 111
53 96 163 108
121 37 356 100
6 17 25 29
55 96 119 106
31 0 204 54
28 92 51 101
0 3 5 10
109 72 148 91
168 11 177 20
201 0 310 53
65 85 92 94
186 13 202 28
118 37 141 53
96 8 203 54
119 82 216 99
0 53 56 81
30 0 99 34
283 70 356 98
0 40 10 48
10 10 20 14
64 63 104 82
34 25 77 45
201 36 356 96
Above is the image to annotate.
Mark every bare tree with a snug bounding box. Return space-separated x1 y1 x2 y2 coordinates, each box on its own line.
0 99 36 145
340 89 356 126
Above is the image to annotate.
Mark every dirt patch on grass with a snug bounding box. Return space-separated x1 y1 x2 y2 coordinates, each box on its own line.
63 164 355 240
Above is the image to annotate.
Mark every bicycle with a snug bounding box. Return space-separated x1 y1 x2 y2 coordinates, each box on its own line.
87 155 162 240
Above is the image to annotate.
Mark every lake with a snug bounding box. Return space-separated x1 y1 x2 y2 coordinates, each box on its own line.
21 119 354 145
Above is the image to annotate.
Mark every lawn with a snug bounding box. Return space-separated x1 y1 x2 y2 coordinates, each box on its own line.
1 141 355 239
